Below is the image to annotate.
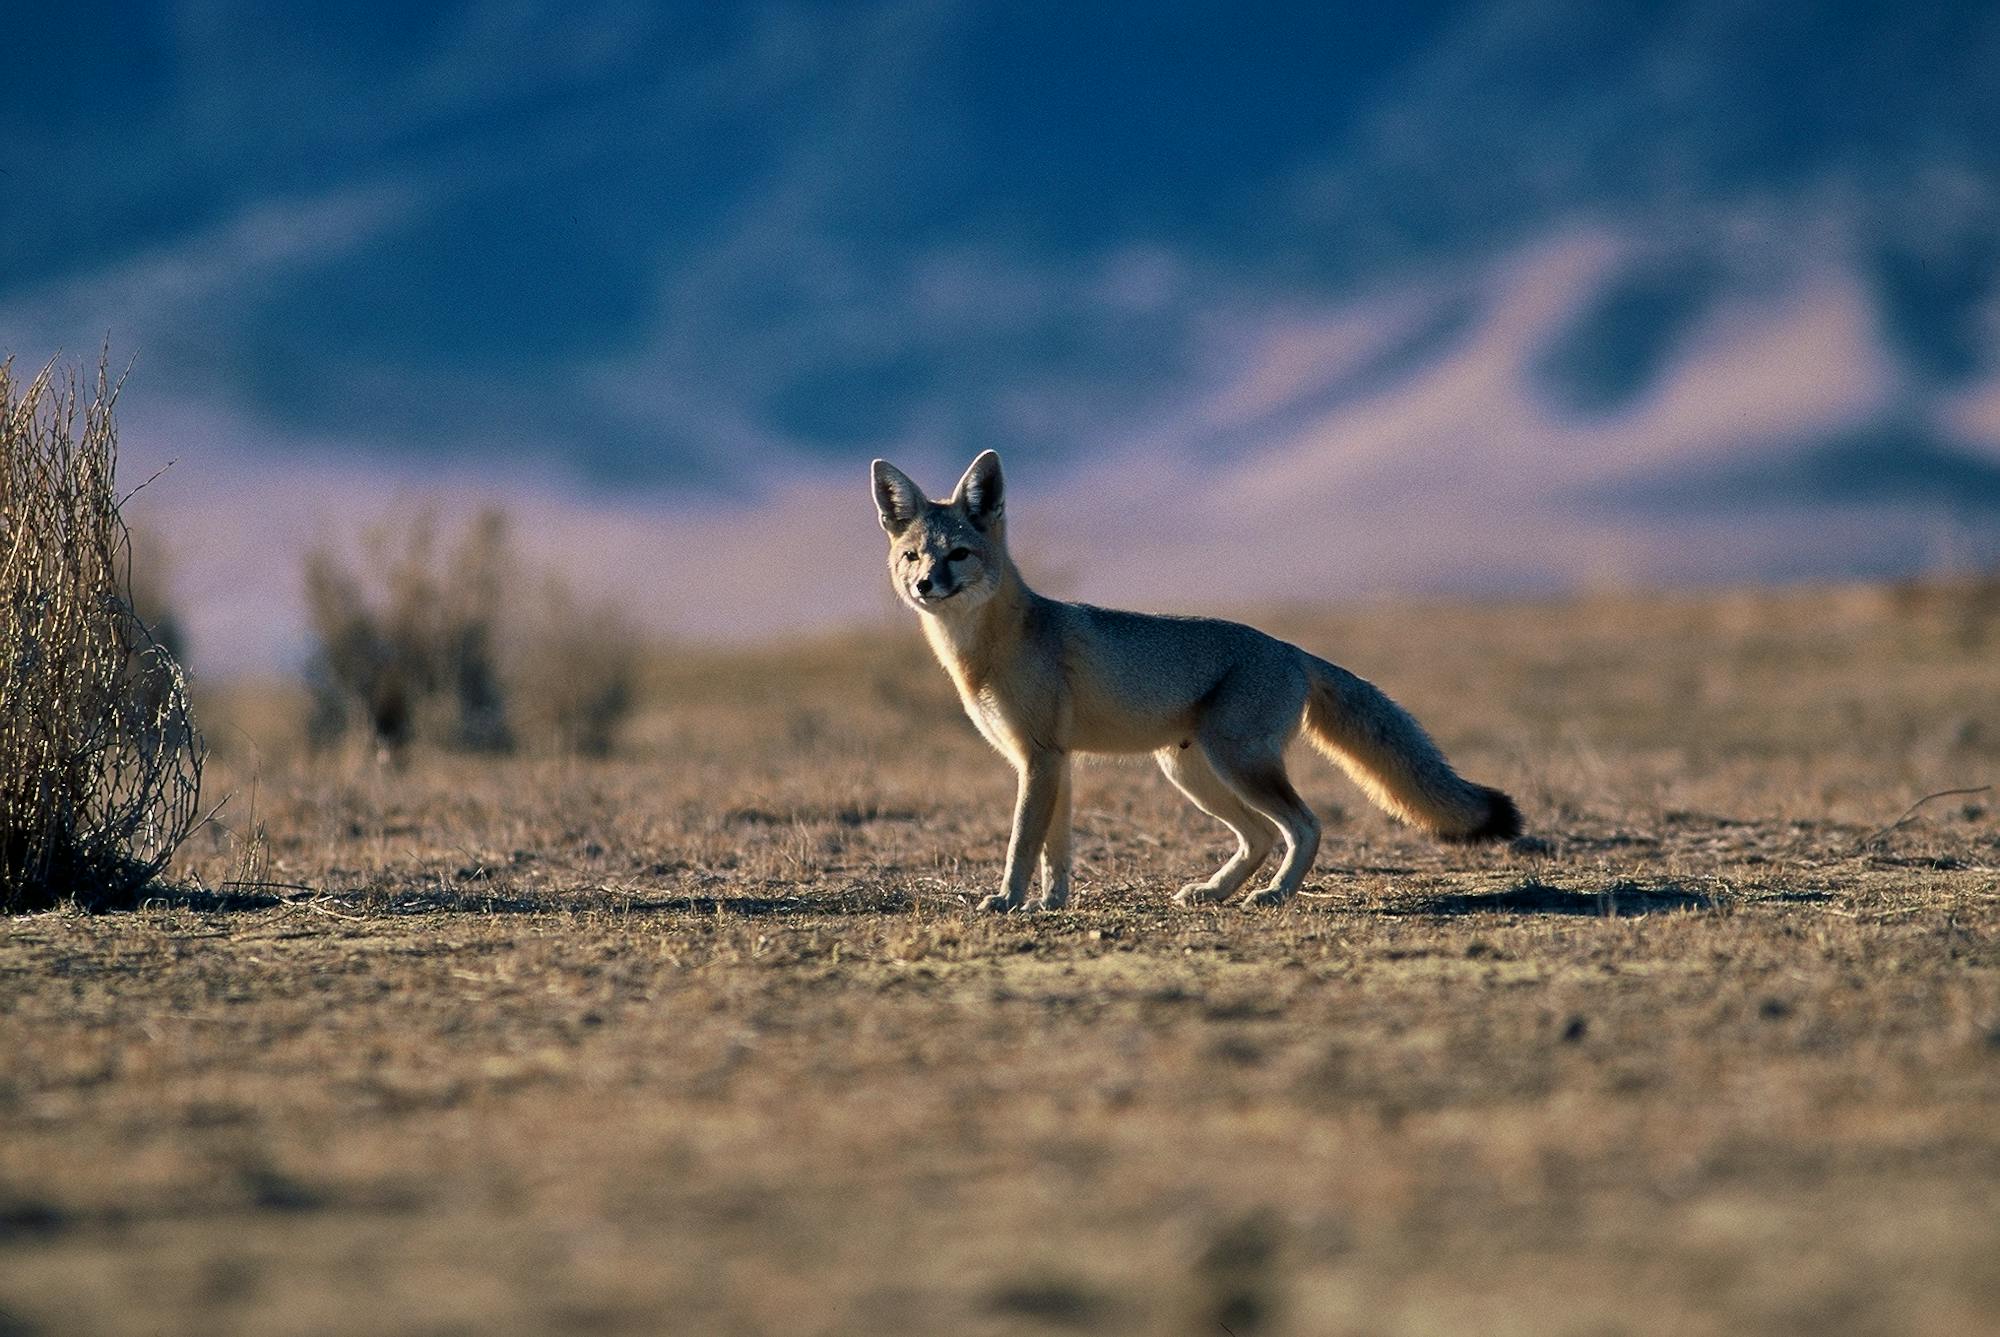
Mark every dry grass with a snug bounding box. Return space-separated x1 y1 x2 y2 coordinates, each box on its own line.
2 582 1997 1334
0 357 201 912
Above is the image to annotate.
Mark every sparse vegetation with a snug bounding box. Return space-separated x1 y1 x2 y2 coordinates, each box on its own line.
303 504 512 755
1 583 1995 1333
303 506 639 759
508 573 643 757
0 356 202 912
1892 566 2000 649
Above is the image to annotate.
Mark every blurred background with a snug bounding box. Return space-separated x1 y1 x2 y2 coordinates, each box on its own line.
5 0 1999 676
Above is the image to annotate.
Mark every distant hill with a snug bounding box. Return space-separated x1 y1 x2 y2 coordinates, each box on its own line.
3 0 1997 662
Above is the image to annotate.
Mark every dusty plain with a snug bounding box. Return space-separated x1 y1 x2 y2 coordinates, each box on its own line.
3 582 1998 1335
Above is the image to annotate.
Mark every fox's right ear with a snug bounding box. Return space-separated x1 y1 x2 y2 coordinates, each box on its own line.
951 449 1004 530
872 459 925 535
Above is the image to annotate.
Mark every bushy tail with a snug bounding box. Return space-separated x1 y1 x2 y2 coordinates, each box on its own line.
1300 655 1520 843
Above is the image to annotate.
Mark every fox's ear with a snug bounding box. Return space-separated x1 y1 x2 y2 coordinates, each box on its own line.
872 459 925 535
951 450 1004 530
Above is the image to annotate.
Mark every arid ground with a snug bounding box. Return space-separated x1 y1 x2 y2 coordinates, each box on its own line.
3 582 1998 1335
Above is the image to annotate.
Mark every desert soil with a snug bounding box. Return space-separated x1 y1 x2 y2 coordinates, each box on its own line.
3 582 1998 1335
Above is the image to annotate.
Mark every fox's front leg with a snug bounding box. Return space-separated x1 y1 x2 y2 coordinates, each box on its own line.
979 749 1066 913
1029 763 1073 911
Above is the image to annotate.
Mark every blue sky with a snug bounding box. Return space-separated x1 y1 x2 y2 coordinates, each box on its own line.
5 2 2000 664
7 4 1481 481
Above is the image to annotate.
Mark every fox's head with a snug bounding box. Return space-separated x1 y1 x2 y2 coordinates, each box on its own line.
871 450 1008 615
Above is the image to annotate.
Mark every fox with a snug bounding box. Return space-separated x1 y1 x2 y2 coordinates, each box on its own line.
872 450 1521 912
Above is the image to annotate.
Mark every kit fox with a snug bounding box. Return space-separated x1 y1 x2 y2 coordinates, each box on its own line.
872 450 1520 912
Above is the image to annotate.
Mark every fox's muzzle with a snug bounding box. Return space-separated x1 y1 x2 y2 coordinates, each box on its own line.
911 574 959 603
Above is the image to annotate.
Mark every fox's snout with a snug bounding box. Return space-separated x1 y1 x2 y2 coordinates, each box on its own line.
911 568 958 602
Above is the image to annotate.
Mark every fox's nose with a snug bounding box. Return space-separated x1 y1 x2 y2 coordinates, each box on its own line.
915 576 933 594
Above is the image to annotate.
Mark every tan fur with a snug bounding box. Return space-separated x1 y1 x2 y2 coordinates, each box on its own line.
872 451 1521 911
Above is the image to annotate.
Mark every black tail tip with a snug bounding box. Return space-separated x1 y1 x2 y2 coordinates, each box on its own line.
1460 786 1522 843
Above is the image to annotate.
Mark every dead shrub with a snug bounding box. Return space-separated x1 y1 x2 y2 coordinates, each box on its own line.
303 505 512 755
303 507 640 758
509 575 643 758
0 356 203 912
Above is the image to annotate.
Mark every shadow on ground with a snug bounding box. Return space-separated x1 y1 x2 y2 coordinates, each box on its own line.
74 882 928 920
1389 879 1717 917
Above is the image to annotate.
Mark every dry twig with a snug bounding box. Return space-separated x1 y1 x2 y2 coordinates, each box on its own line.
1859 784 1992 850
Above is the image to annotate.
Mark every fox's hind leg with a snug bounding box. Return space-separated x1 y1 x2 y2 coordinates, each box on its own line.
1187 659 1320 907
1202 741 1321 908
1156 745 1277 906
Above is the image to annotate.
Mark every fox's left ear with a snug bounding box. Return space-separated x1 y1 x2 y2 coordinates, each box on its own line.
951 450 1004 530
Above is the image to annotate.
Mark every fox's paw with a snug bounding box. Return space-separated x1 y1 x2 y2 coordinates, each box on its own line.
976 892 1022 914
1240 886 1293 909
1174 882 1229 908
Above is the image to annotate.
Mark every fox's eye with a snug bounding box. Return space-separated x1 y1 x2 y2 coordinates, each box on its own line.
948 547 970 562
901 551 918 563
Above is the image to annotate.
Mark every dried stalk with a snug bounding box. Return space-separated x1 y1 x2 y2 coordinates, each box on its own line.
0 354 203 911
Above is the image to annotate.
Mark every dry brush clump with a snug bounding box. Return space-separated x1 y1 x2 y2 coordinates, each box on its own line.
304 506 513 754
508 574 642 757
0 357 203 912
303 506 642 759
